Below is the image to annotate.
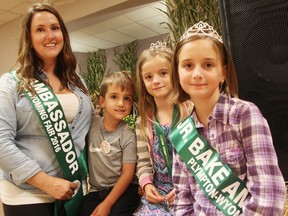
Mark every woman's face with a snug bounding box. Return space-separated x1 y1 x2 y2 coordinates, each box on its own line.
177 39 225 102
30 11 64 63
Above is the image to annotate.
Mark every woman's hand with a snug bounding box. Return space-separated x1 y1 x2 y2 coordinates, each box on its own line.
27 171 78 200
143 183 165 204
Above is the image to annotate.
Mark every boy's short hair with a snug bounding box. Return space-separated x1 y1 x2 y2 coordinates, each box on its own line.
99 71 134 97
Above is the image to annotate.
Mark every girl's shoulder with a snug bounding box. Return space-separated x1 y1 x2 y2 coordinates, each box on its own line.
229 96 261 113
227 96 264 124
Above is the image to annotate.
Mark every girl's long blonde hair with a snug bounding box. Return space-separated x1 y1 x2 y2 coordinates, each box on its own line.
136 48 190 137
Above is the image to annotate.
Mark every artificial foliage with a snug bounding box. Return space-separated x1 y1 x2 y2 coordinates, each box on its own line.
123 114 137 131
113 40 139 77
159 0 221 47
113 40 139 102
84 49 106 107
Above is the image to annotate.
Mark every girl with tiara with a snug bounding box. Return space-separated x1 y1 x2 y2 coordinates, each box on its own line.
169 21 286 215
133 41 192 216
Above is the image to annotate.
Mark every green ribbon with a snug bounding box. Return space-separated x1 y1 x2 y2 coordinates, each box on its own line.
12 72 87 216
154 105 179 177
169 116 249 216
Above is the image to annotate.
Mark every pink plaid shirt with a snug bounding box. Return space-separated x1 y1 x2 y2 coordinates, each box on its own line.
172 93 286 215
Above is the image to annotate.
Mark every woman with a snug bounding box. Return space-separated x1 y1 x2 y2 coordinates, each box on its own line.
0 3 93 216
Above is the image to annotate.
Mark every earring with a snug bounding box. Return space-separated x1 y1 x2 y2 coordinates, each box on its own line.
219 81 224 92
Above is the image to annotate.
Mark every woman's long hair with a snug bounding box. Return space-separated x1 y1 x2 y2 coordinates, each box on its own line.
16 3 88 94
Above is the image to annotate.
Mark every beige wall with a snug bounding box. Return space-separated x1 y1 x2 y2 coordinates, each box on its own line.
0 202 3 216
104 34 167 74
74 52 90 76
73 33 167 78
0 18 21 75
0 0 158 76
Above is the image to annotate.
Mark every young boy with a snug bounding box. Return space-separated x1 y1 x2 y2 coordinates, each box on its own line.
80 71 139 216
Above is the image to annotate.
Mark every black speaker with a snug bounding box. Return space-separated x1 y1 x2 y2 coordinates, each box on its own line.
219 0 288 180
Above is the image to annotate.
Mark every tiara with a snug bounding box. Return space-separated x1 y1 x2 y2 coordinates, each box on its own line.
149 41 172 52
180 21 223 43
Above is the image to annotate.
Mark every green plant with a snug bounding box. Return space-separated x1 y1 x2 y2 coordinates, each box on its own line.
113 40 139 76
113 40 139 109
84 49 106 107
159 0 221 47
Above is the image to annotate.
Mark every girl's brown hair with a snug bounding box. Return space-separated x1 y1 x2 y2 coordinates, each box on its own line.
170 35 238 104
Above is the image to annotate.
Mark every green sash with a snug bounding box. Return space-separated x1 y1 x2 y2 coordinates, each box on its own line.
154 105 179 177
169 116 248 216
12 72 87 216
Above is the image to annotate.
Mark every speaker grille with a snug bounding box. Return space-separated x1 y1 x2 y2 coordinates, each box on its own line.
219 0 288 180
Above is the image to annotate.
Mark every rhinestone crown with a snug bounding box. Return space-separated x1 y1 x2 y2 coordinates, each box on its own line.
180 21 223 43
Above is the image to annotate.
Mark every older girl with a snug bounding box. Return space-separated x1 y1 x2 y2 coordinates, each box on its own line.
170 21 286 215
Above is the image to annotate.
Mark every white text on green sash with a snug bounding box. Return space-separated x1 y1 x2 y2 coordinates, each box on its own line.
30 81 78 175
174 117 249 216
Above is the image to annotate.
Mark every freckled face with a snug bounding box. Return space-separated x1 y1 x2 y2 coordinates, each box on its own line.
177 39 225 102
30 11 64 63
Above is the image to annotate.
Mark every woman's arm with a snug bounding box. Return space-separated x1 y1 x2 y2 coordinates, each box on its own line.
0 73 42 185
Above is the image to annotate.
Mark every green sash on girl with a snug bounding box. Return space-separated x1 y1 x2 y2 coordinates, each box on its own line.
154 105 179 177
12 72 87 216
169 116 249 216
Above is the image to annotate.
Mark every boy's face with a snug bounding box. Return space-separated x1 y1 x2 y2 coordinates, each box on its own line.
100 84 133 122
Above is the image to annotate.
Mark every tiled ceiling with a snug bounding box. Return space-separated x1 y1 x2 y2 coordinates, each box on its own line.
0 0 169 53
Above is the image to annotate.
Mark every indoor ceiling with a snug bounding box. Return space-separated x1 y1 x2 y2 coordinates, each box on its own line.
0 0 169 53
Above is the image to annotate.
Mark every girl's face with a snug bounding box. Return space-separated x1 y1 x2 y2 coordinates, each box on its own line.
142 55 172 100
100 84 133 122
30 11 64 63
178 39 225 102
